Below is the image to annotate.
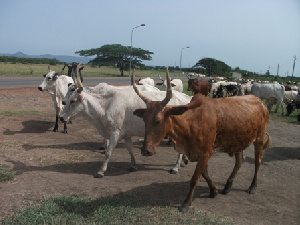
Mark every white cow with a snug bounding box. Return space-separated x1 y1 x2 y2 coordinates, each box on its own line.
237 81 253 96
157 74 183 92
38 67 74 133
283 91 298 104
134 77 155 87
250 83 285 114
285 91 300 116
60 65 192 178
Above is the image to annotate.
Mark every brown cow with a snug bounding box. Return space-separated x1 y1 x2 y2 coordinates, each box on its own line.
132 68 271 213
186 75 211 96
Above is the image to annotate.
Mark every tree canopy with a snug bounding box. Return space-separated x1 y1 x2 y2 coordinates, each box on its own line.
75 44 153 76
193 57 232 78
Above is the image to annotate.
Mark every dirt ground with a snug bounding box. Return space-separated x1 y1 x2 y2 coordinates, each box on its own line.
0 87 299 224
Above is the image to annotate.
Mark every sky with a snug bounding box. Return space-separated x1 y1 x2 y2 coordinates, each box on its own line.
0 0 299 77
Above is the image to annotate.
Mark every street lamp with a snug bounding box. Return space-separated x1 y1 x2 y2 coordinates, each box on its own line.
129 24 145 78
180 46 190 71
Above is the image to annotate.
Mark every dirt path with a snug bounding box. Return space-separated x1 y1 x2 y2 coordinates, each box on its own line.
0 87 299 224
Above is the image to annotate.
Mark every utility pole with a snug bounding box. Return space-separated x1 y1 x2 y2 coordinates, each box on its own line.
291 55 297 83
276 63 279 81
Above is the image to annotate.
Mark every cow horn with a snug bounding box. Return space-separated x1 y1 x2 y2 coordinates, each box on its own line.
132 69 151 104
186 73 191 80
158 74 164 81
61 64 68 72
160 68 172 107
75 63 84 93
48 65 51 72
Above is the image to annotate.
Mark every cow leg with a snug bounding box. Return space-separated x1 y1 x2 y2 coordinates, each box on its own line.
94 132 119 178
169 154 183 174
169 154 189 174
201 166 218 198
124 137 137 172
53 115 59 132
99 138 108 152
221 151 244 195
63 121 68 133
247 138 264 194
179 155 209 213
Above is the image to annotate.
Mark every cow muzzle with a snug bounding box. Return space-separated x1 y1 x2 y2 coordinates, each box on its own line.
141 146 156 156
38 87 43 91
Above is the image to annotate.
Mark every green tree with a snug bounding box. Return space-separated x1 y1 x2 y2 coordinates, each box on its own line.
193 57 231 78
75 44 153 76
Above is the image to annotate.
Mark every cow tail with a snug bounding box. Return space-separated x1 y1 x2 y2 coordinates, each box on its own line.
263 132 271 150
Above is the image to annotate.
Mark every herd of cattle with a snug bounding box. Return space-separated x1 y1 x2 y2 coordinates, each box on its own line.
37 63 298 212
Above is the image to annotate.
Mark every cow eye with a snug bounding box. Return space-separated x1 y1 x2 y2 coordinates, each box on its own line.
47 77 51 80
70 100 75 104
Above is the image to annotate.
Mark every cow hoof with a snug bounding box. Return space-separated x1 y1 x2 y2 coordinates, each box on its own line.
93 173 104 178
210 191 218 198
178 205 189 213
129 167 137 172
220 189 230 195
247 188 255 194
63 130 68 134
169 169 178 174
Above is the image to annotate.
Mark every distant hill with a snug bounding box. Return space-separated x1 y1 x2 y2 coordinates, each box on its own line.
0 51 93 64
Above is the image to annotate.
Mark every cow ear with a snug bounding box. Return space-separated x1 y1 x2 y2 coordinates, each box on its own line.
166 106 188 116
133 109 146 118
52 73 58 81
43 74 46 78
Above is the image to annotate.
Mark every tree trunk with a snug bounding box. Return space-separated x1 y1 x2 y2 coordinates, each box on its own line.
119 62 124 77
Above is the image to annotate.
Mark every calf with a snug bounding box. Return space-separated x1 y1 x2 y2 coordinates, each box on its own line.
133 68 271 213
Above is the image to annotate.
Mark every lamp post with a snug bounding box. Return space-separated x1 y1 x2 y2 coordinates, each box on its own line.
129 24 145 78
180 46 189 71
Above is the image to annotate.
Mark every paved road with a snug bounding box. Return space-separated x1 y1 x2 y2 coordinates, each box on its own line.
0 77 135 89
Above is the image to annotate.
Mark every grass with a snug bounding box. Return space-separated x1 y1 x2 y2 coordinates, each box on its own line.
3 195 234 225
0 164 15 183
0 62 182 78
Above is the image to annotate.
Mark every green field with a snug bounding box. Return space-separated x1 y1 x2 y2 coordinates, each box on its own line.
0 62 182 78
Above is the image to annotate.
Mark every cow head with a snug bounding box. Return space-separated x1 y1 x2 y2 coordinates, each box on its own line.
187 78 198 92
38 66 60 92
133 68 188 156
60 63 85 122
